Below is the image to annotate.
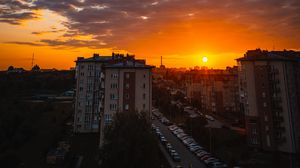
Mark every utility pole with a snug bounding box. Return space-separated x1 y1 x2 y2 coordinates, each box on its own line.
31 52 35 68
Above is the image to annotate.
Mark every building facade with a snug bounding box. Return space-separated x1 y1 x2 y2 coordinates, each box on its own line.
186 67 240 117
74 53 153 136
100 58 153 145
74 54 112 133
237 49 300 153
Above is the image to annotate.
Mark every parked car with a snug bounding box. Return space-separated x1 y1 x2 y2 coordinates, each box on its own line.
204 157 219 164
168 125 178 131
180 136 191 141
189 146 203 152
173 129 184 135
208 161 228 168
176 133 187 138
183 138 195 146
174 165 183 168
172 153 181 162
200 154 213 161
205 115 215 121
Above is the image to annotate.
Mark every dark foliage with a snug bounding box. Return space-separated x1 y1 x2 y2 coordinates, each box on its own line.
100 112 162 168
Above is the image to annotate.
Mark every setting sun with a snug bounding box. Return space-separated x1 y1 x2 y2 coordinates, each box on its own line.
202 57 208 63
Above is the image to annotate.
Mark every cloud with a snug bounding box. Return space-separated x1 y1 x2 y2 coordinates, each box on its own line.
1 0 300 50
5 41 43 46
0 0 38 24
32 29 65 35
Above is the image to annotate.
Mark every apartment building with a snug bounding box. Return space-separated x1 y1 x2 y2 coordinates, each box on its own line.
100 57 153 145
186 67 240 117
74 53 153 136
237 49 300 153
74 54 113 133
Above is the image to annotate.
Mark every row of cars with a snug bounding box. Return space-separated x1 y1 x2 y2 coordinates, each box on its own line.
152 124 181 163
168 125 228 168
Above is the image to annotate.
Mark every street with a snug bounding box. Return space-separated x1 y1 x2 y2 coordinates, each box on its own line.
153 119 207 168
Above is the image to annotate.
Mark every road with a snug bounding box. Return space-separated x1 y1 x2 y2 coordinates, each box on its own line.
153 119 207 168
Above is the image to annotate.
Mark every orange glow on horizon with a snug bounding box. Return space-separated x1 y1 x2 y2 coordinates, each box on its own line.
0 8 299 70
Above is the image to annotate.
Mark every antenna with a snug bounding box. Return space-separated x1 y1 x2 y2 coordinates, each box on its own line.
31 52 35 68
161 56 163 66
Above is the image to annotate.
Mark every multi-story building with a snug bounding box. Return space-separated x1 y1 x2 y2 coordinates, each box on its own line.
74 54 113 133
186 67 240 118
74 53 153 138
237 49 300 153
100 57 153 145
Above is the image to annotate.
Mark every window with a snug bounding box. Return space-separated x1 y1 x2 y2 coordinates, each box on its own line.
111 83 118 89
264 116 268 121
80 72 84 76
143 104 146 109
126 73 130 79
262 92 266 98
125 104 129 110
143 93 146 100
265 126 269 131
125 83 130 89
110 94 118 100
104 114 112 125
79 87 83 92
143 83 146 89
111 73 118 78
143 74 146 78
110 104 117 110
125 94 129 99
80 65 85 69
263 102 267 107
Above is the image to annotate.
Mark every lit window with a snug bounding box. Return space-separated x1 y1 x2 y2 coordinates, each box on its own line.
126 73 130 79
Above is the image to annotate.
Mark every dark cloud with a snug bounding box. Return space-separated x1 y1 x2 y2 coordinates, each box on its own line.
32 29 65 35
5 41 43 46
0 0 37 24
1 0 300 48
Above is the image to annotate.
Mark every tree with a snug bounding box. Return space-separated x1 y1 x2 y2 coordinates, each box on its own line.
100 112 162 168
31 64 40 72
7 66 14 71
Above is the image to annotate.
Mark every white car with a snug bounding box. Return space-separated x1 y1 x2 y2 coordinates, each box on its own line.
205 115 215 121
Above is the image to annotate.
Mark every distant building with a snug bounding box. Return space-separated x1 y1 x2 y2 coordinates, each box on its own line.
74 53 153 135
186 67 241 118
237 49 300 153
6 66 26 73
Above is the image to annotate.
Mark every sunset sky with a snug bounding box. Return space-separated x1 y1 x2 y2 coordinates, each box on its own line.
1 0 300 70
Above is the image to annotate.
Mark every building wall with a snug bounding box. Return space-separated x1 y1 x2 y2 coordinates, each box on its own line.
74 61 103 133
100 68 152 146
239 59 300 153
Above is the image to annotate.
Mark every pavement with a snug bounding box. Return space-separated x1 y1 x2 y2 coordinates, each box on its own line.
153 119 207 168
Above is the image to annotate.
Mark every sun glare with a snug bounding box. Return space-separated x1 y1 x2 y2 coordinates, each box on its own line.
202 57 208 63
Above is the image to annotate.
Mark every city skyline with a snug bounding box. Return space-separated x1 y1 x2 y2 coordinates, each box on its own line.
1 0 300 70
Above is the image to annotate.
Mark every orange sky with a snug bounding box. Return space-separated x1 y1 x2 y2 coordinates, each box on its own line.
0 1 299 70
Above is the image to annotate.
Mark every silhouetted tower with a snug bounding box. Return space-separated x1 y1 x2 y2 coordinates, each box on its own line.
159 56 166 69
31 53 35 68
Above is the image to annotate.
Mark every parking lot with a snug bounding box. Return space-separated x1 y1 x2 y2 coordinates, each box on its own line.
153 108 229 168
153 119 206 168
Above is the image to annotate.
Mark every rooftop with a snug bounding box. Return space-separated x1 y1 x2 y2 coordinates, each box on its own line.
76 53 154 69
237 49 300 62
